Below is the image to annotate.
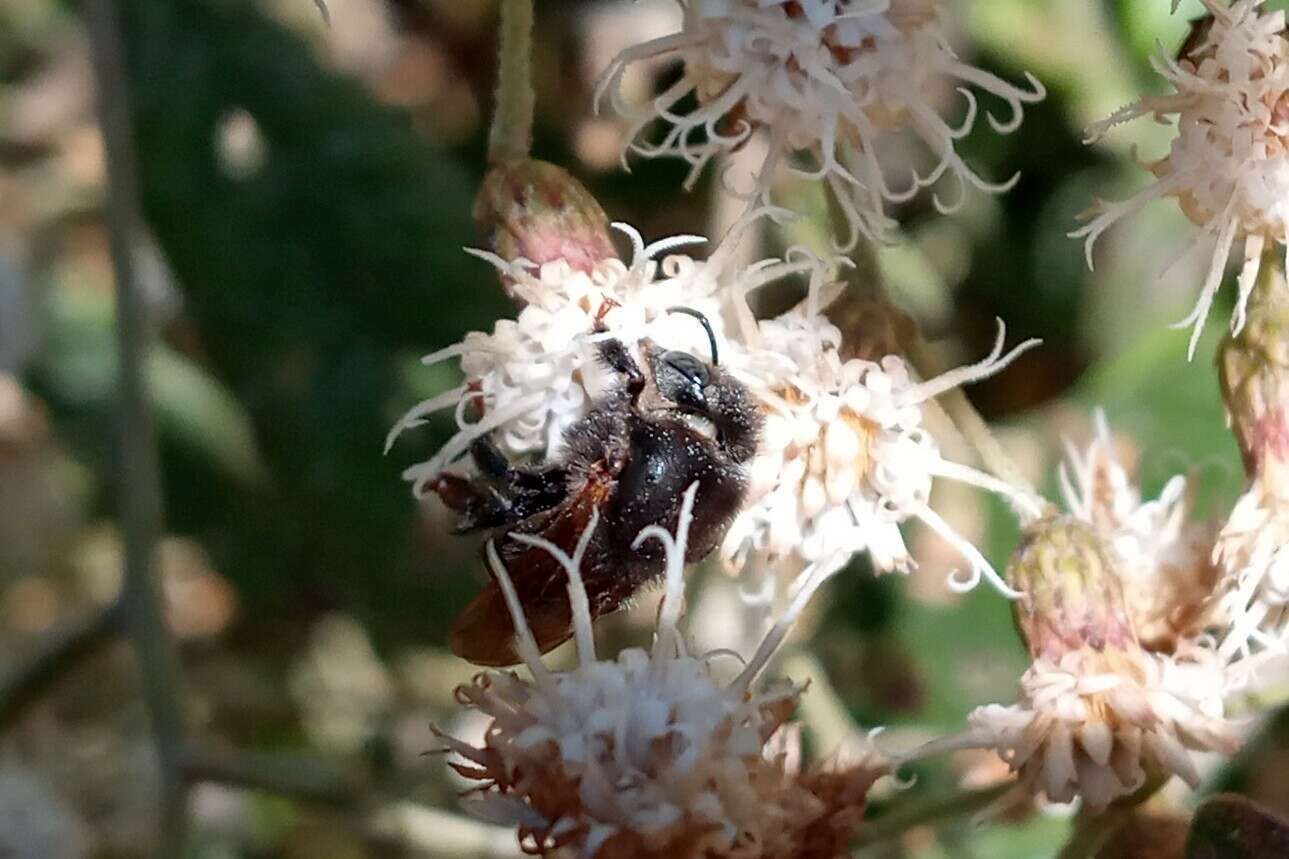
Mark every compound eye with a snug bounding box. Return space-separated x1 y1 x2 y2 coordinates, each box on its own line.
662 351 710 387
656 350 710 411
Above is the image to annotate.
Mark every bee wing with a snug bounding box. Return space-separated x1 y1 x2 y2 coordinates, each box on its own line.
449 465 616 667
448 581 573 667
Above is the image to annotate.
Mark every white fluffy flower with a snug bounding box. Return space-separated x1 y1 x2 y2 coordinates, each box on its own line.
721 281 1042 597
596 0 1043 248
1074 0 1289 359
434 485 880 858
1059 414 1219 651
961 645 1239 812
1215 474 1289 659
388 223 807 496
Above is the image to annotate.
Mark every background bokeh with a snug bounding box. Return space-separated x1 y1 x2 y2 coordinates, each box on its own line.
1 0 1287 856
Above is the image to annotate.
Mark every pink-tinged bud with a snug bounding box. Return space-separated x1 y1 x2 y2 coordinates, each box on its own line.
473 159 617 291
1219 254 1289 488
1008 514 1138 663
951 511 1240 811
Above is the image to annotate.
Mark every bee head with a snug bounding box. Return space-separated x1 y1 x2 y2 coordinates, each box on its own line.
650 307 721 414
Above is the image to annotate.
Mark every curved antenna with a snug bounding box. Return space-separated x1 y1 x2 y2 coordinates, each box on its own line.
666 306 719 366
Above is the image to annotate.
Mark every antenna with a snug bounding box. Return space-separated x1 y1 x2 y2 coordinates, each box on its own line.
667 306 719 366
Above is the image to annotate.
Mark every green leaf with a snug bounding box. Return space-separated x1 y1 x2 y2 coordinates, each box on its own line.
147 345 266 486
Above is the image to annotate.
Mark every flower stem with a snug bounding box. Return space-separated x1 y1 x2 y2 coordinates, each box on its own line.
905 338 1037 496
1055 808 1131 859
488 0 535 165
852 783 1011 851
829 207 1036 497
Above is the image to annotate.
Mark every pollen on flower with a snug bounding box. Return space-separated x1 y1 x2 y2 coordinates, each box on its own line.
595 0 1043 248
1073 0 1289 359
721 269 1042 599
433 484 883 858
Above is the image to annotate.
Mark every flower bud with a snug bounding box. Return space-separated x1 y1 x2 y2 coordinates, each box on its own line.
1219 254 1289 489
1009 514 1138 662
473 159 617 295
956 512 1238 811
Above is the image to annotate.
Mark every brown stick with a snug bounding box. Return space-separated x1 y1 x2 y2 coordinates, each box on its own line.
85 0 191 852
0 601 124 731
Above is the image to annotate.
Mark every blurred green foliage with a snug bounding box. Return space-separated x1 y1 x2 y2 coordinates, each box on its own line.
110 0 511 638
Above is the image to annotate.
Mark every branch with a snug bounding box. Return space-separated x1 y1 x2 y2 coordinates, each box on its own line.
184 745 361 807
186 747 522 857
86 0 191 852
0 601 124 731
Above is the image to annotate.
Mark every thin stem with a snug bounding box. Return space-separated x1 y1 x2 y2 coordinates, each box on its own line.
852 784 1011 850
86 0 191 852
905 337 1037 496
186 748 522 856
184 746 360 807
821 180 1035 496
0 600 124 732
488 0 535 164
1056 809 1131 859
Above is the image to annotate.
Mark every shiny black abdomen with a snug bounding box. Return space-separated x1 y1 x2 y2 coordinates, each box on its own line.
608 416 746 580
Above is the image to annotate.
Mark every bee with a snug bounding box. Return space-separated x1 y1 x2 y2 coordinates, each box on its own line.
432 309 762 666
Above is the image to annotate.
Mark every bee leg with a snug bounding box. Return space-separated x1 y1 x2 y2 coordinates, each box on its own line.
468 437 570 515
595 339 645 397
468 435 517 482
430 474 517 532
470 436 563 490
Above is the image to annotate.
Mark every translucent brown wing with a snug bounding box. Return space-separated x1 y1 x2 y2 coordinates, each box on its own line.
449 464 615 667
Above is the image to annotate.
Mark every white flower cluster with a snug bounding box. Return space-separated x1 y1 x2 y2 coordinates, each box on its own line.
1075 0 1289 358
391 0 1289 839
723 286 1042 596
435 486 886 858
596 0 1043 248
964 646 1238 812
